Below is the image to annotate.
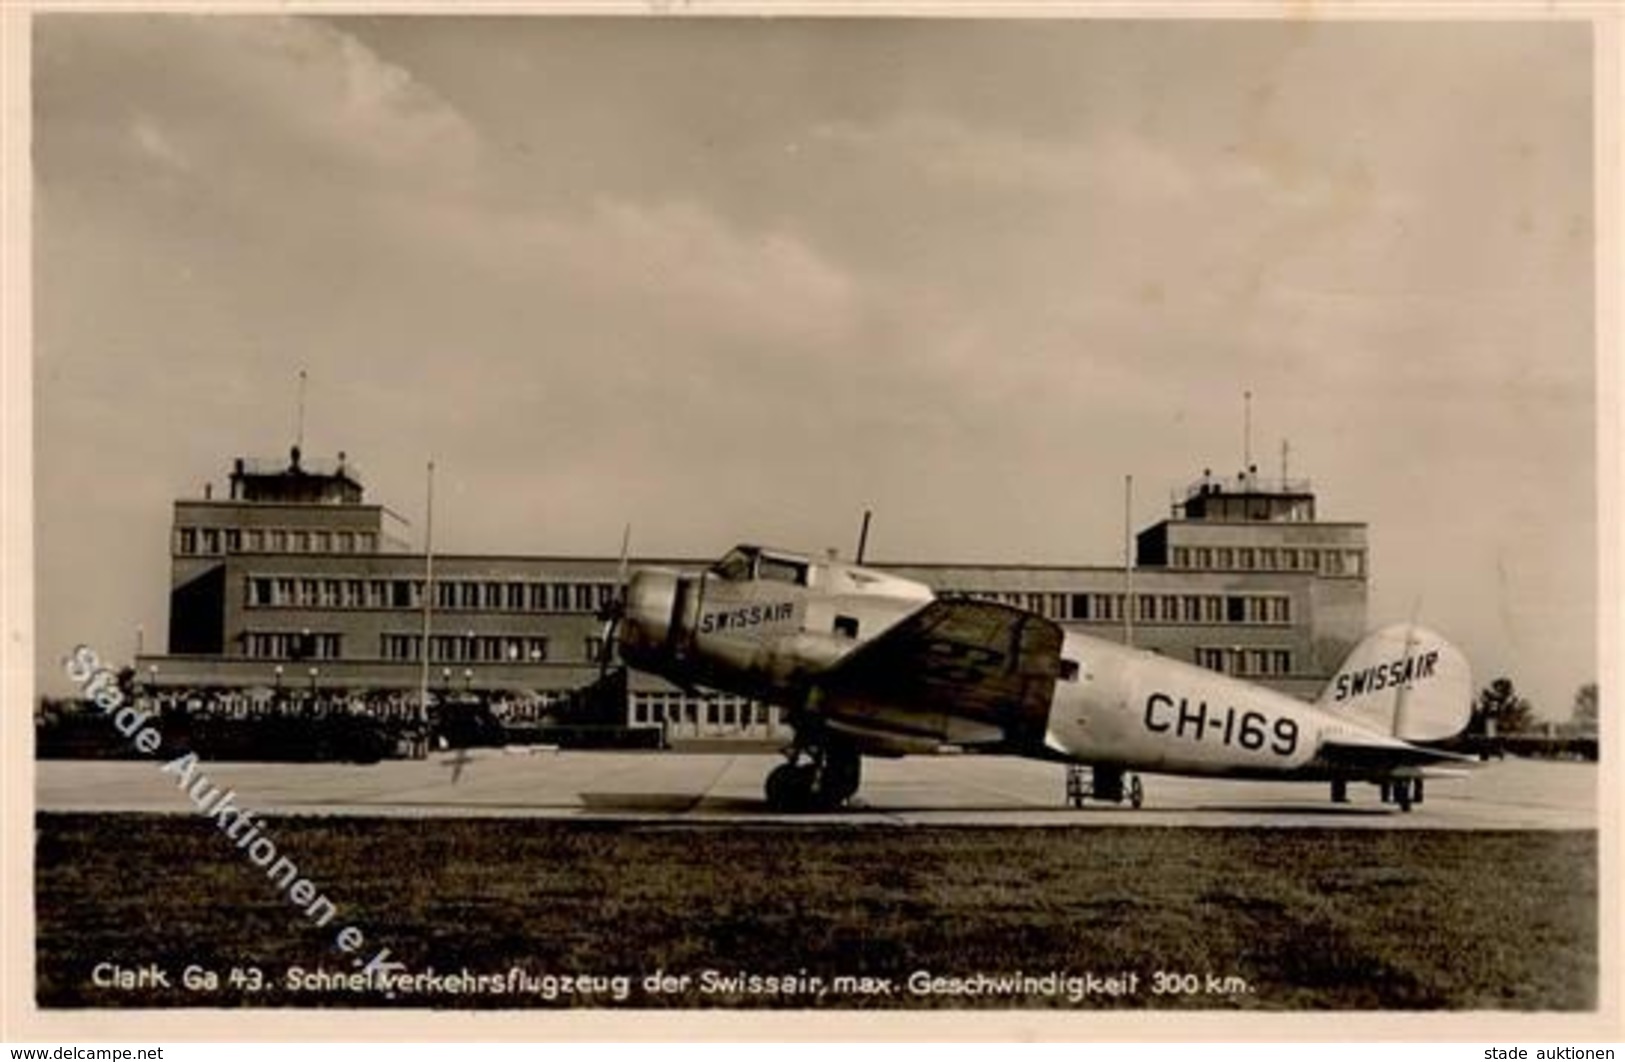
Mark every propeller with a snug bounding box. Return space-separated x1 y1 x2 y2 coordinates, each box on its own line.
595 523 633 681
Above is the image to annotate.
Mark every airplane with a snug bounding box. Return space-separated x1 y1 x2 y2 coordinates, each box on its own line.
613 543 1475 813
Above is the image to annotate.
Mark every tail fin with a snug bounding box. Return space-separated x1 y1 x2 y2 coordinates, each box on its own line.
1318 624 1473 742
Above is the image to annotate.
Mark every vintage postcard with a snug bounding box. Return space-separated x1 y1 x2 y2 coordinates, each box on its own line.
4 2 1618 1044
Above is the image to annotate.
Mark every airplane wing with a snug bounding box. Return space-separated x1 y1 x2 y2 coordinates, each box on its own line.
806 598 1063 751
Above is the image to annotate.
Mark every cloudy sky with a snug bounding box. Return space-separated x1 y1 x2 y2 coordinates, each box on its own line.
29 15 1598 714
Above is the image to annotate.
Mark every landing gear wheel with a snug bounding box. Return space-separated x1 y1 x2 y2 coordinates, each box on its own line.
1395 780 1413 813
1129 774 1144 809
821 753 861 808
765 763 815 812
765 743 862 812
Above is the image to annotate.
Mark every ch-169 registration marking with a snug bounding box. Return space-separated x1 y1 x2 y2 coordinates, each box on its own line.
1144 692 1299 756
699 601 796 635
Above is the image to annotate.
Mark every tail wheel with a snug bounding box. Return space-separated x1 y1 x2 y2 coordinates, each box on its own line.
1129 774 1144 809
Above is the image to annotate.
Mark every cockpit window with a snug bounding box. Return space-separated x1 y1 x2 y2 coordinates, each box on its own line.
757 555 808 586
710 547 756 582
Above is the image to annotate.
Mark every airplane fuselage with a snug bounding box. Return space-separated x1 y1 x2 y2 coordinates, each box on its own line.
618 545 1468 809
1044 631 1352 781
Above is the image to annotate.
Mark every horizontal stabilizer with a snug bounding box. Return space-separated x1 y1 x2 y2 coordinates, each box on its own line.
1316 735 1479 773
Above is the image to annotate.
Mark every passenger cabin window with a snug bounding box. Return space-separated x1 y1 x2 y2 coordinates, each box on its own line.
1060 658 1080 682
834 615 859 639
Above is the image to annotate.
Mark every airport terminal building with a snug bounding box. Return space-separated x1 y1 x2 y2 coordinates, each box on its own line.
133 448 1369 741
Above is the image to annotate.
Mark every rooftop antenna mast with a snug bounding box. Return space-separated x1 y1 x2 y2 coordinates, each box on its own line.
1243 389 1253 482
296 369 308 452
1281 438 1290 485
855 510 873 565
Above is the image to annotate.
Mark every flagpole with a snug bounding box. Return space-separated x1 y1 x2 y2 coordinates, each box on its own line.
417 460 435 750
1124 473 1135 649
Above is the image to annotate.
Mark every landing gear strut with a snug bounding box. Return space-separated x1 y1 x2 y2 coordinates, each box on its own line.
765 739 861 812
1377 777 1423 813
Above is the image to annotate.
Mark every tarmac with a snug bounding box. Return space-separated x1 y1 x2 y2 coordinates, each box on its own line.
33 750 1599 829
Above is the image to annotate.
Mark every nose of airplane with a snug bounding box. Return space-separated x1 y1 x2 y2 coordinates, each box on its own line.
618 567 679 669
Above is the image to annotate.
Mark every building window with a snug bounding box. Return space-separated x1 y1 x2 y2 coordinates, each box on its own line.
290 531 309 552
312 531 331 552
527 637 549 662
1195 647 1227 673
248 577 273 607
585 636 605 662
318 580 340 607
1194 547 1212 569
268 529 287 552
527 583 548 612
551 584 571 612
574 585 597 613
199 528 220 554
1259 547 1278 570
436 582 457 609
1070 594 1090 621
368 581 388 608
505 584 525 611
382 634 420 661
1215 547 1234 570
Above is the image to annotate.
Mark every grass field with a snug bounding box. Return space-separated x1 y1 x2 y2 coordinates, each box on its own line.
35 814 1596 1010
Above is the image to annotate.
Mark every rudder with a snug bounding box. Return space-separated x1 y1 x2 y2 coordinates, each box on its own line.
1317 624 1472 742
